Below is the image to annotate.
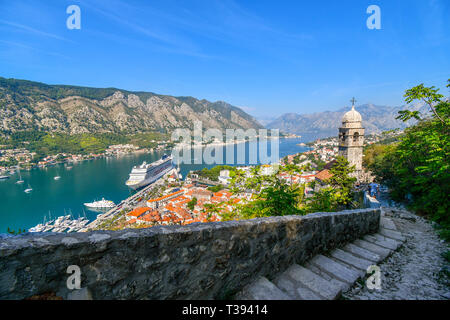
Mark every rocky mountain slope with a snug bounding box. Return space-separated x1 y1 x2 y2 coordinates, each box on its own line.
0 77 262 135
267 103 429 138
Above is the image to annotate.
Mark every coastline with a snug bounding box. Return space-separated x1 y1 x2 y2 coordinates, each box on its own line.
173 135 287 150
1 136 287 174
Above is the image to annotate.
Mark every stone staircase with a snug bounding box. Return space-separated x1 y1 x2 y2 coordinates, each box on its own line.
235 215 406 300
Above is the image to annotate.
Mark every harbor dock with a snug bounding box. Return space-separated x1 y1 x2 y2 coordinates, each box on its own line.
79 170 174 232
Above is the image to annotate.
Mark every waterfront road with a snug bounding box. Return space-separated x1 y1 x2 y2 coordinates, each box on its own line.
79 170 175 232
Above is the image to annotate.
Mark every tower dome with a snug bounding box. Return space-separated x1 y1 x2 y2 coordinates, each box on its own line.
342 105 362 122
341 105 362 128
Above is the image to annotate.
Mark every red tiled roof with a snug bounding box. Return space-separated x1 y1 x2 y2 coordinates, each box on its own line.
214 191 232 198
127 207 151 217
147 190 183 203
315 169 333 181
137 210 160 222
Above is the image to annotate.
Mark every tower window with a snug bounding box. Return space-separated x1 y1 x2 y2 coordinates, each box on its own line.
353 132 359 142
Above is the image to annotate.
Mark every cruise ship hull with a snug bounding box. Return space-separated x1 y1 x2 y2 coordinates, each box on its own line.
126 159 173 190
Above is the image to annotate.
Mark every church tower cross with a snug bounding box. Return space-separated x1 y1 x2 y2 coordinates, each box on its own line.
350 97 357 108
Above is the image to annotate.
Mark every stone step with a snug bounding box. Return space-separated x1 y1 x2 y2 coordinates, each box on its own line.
371 233 402 248
380 217 397 231
304 262 349 292
236 276 292 300
309 254 362 286
235 223 407 301
342 243 382 263
273 267 325 300
283 264 343 300
363 234 400 251
379 227 406 242
353 239 391 260
329 248 374 272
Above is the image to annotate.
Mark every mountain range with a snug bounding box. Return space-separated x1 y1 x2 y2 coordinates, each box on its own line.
1 76 431 140
0 77 262 135
266 103 429 139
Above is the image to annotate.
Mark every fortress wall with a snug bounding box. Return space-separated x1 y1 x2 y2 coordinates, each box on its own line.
0 208 380 300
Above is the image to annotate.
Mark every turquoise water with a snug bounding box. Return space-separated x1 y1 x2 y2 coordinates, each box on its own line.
0 138 309 232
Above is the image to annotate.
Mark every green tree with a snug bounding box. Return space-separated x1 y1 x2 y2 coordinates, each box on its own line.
327 156 357 198
202 202 223 221
368 80 450 240
207 184 224 192
398 80 449 127
307 156 356 212
307 187 339 212
237 178 304 219
364 144 391 170
243 166 265 192
187 197 197 211
229 168 246 193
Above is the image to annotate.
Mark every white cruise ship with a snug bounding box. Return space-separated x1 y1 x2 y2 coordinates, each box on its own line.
125 155 173 190
84 198 115 209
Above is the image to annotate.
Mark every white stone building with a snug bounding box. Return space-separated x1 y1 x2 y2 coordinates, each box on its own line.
338 99 365 181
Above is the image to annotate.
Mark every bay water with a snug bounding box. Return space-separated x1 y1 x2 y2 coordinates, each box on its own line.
0 138 310 232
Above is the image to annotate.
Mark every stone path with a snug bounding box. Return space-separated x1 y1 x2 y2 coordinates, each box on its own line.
343 207 450 300
235 214 407 300
236 204 450 300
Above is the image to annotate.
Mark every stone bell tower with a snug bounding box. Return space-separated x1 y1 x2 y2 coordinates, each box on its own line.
338 97 365 181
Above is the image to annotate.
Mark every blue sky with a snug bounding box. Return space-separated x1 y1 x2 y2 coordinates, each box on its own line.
0 0 448 119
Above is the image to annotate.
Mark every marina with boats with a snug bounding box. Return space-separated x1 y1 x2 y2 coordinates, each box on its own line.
28 214 90 233
28 198 116 233
26 154 176 233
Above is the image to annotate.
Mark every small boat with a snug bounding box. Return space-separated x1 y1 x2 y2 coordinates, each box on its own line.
0 175 10 180
24 184 33 193
66 166 73 170
54 176 61 180
16 170 24 184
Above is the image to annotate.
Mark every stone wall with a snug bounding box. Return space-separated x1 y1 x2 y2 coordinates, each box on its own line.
0 208 380 300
